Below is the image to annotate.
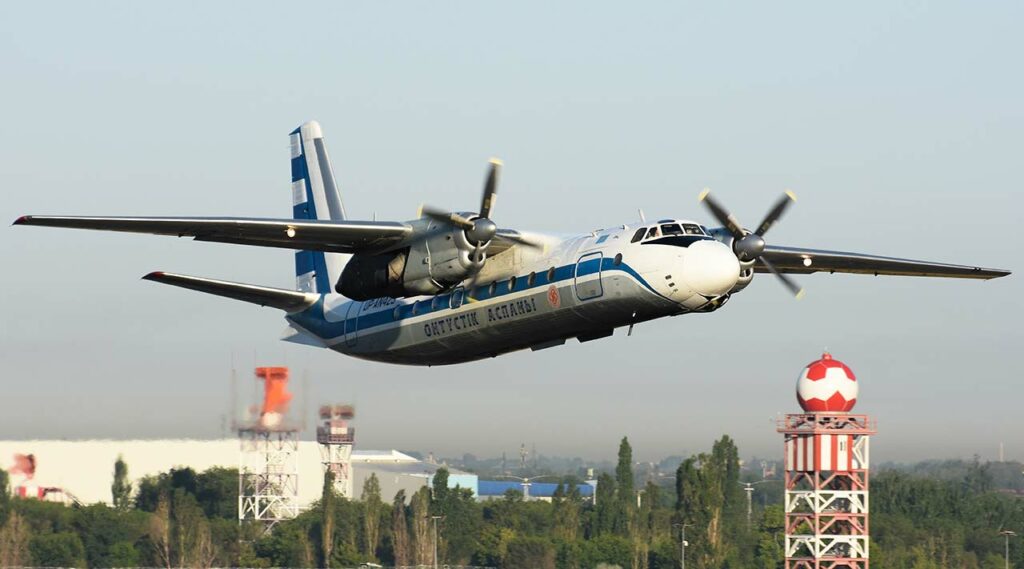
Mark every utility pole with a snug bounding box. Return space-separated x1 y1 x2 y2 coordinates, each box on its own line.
432 515 443 569
673 523 690 569
1000 530 1016 569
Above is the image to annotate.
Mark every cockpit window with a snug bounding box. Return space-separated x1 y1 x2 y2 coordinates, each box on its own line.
682 224 705 235
646 227 660 239
631 228 646 243
660 224 684 236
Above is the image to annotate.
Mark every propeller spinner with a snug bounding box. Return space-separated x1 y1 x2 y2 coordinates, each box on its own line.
698 189 804 298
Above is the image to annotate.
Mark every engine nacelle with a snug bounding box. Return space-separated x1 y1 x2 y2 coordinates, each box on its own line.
336 223 485 300
707 227 754 293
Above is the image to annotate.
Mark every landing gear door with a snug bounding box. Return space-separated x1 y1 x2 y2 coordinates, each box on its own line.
574 252 604 300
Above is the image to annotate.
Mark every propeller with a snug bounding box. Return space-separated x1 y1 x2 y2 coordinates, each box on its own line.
698 188 804 298
420 159 539 295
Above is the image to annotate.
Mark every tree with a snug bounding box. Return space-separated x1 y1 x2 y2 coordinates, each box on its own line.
616 437 636 537
321 470 336 568
553 482 582 542
112 454 133 511
432 467 450 509
594 472 617 536
410 486 433 566
29 531 86 567
505 535 556 569
0 511 31 567
0 470 10 526
73 503 147 568
172 489 216 568
361 473 383 560
390 490 410 567
195 467 238 519
148 492 172 569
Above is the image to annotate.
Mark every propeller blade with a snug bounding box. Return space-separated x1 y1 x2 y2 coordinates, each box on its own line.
757 257 805 299
420 205 475 230
480 158 502 219
754 190 797 237
698 189 745 239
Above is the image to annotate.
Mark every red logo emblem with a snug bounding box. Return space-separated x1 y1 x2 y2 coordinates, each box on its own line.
547 285 560 308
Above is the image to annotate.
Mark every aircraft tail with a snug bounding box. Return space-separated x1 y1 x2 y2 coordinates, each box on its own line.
290 121 350 294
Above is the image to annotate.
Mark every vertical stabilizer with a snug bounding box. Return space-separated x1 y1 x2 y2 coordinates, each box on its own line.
290 121 349 294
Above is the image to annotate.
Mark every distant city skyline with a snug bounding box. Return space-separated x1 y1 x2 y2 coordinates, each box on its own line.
2 2 1020 464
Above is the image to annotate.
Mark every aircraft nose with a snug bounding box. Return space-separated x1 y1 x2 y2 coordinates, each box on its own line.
684 240 741 297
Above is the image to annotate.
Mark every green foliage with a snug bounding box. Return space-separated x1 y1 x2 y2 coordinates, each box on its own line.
580 533 632 568
504 535 556 568
29 531 86 567
73 503 148 568
194 467 237 519
2 437 1023 568
614 437 636 537
362 472 384 561
0 470 10 526
112 455 132 511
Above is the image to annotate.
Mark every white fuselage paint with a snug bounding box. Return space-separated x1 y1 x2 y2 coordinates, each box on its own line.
285 219 740 365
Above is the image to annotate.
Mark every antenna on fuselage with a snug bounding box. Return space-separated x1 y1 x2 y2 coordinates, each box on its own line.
637 208 646 223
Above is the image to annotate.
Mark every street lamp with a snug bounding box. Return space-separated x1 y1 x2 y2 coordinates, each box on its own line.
673 523 691 569
999 530 1016 569
431 515 444 569
739 480 772 527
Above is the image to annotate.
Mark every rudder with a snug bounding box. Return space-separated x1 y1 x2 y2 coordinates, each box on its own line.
289 121 349 294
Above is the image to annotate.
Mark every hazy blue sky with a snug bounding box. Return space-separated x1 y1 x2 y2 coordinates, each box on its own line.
2 1 1020 464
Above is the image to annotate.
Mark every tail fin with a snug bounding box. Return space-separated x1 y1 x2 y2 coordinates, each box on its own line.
290 120 350 294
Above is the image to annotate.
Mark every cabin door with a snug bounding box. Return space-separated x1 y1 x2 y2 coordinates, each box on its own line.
574 252 604 300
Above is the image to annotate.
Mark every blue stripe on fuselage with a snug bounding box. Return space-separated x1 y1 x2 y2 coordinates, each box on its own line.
288 257 662 340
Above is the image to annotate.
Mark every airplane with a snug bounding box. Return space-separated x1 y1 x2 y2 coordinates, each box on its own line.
14 121 1011 365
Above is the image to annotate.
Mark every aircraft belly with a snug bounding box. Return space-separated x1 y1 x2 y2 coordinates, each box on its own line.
332 274 674 365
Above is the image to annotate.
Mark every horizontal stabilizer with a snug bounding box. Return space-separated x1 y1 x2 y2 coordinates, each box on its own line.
142 272 318 313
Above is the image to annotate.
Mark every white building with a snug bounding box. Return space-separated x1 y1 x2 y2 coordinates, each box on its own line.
0 440 476 507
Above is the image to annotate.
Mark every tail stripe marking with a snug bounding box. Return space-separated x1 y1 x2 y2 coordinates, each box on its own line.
289 128 331 294
291 179 307 206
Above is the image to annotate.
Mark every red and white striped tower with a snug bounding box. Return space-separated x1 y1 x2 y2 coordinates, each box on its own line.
777 353 877 569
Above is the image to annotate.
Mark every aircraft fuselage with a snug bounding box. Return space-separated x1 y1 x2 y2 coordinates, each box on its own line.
285 220 740 365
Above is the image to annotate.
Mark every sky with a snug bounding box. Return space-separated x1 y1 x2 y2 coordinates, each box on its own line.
1 1 1021 464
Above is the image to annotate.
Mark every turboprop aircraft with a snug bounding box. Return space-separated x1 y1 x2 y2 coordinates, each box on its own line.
14 121 1011 365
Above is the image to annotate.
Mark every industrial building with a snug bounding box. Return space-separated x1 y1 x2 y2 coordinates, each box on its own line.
0 440 476 508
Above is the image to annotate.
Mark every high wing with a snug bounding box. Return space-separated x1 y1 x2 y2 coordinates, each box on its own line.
13 215 412 254
759 245 1010 279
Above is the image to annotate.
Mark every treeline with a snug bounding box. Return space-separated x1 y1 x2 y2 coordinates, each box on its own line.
0 439 1022 568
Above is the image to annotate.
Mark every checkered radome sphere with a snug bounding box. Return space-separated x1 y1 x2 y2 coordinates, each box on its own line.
796 352 857 412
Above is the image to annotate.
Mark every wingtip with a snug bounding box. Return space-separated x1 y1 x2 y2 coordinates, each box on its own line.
12 215 30 226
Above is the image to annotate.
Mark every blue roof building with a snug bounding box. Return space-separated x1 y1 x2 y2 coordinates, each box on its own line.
477 480 596 502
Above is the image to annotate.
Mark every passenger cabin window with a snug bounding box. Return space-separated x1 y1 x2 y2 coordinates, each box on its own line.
660 224 684 236
631 228 646 243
